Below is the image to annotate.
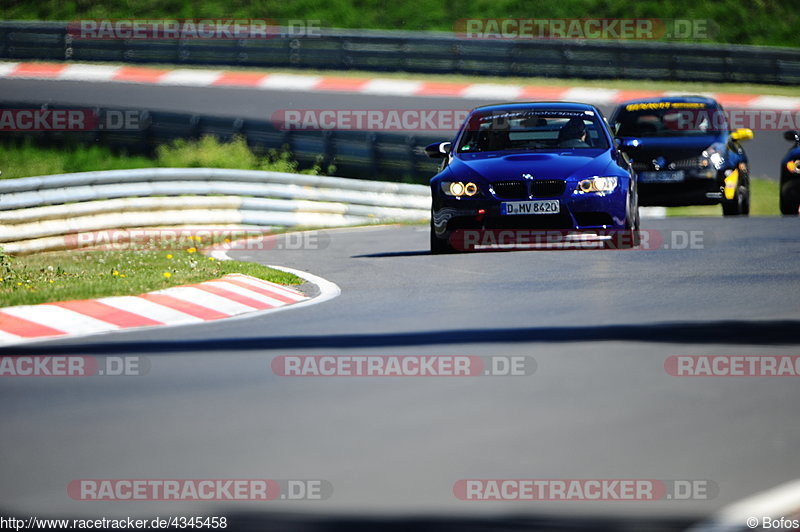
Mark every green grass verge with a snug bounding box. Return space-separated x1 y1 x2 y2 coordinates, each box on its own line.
4 0 799 47
0 136 314 307
0 246 301 307
1 135 332 179
666 178 779 216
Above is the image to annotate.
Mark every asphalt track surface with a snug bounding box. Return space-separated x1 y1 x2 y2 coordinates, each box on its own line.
1 218 799 523
0 78 792 181
1 79 799 526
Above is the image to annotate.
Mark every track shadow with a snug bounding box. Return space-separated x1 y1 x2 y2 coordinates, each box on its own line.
352 250 432 258
2 320 799 356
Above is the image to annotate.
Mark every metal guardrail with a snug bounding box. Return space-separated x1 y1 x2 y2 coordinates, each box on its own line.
1 21 799 85
0 101 443 184
0 168 431 254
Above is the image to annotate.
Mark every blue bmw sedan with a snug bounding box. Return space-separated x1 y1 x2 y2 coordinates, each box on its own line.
426 102 638 253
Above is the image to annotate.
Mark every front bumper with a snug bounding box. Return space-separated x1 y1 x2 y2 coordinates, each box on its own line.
432 189 628 238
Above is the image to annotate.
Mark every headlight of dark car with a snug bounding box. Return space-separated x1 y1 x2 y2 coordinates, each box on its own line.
701 143 726 170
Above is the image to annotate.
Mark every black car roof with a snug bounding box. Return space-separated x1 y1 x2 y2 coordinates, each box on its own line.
616 95 720 108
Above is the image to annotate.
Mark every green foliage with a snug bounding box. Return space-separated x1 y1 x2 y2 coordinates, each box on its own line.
4 0 798 46
0 136 330 179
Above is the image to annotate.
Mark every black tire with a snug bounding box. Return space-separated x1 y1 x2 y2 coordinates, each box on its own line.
722 180 750 217
430 221 454 254
780 181 800 215
618 189 640 249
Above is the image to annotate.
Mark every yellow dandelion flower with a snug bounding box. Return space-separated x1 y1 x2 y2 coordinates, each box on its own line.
208 256 215 261
166 254 173 259
112 270 119 276
187 247 197 254
163 272 172 278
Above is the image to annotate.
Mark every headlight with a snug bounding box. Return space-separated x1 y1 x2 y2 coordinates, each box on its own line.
575 177 618 194
702 143 726 170
441 181 480 197
787 160 800 174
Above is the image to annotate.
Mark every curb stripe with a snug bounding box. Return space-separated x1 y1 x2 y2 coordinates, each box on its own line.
212 72 268 86
225 274 306 301
460 84 522 100
60 64 120 81
158 69 223 86
1 61 795 110
3 305 117 334
0 273 313 346
519 86 573 100
203 280 287 306
112 66 168 83
259 73 321 90
0 311 67 338
0 329 22 342
50 300 163 328
0 62 19 76
220 277 299 304
414 82 470 96
190 284 274 310
139 293 230 320
314 77 370 91
10 63 65 77
96 296 203 325
156 285 257 315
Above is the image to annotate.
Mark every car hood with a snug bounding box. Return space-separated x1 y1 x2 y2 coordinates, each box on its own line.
448 150 614 182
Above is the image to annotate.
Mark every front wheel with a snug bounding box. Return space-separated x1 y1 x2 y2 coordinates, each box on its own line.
430 220 454 254
619 188 640 248
722 182 750 216
780 180 800 215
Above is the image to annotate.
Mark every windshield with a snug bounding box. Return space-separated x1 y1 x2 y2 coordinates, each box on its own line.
456 109 609 153
614 102 727 137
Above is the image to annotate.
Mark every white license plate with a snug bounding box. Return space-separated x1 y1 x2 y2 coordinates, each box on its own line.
639 170 685 183
501 200 560 215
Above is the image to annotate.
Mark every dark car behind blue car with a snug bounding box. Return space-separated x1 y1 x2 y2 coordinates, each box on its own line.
427 102 638 253
609 96 754 216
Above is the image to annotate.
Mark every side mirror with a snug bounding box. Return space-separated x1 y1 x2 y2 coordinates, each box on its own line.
730 128 754 142
424 141 451 159
784 130 800 144
613 137 622 149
